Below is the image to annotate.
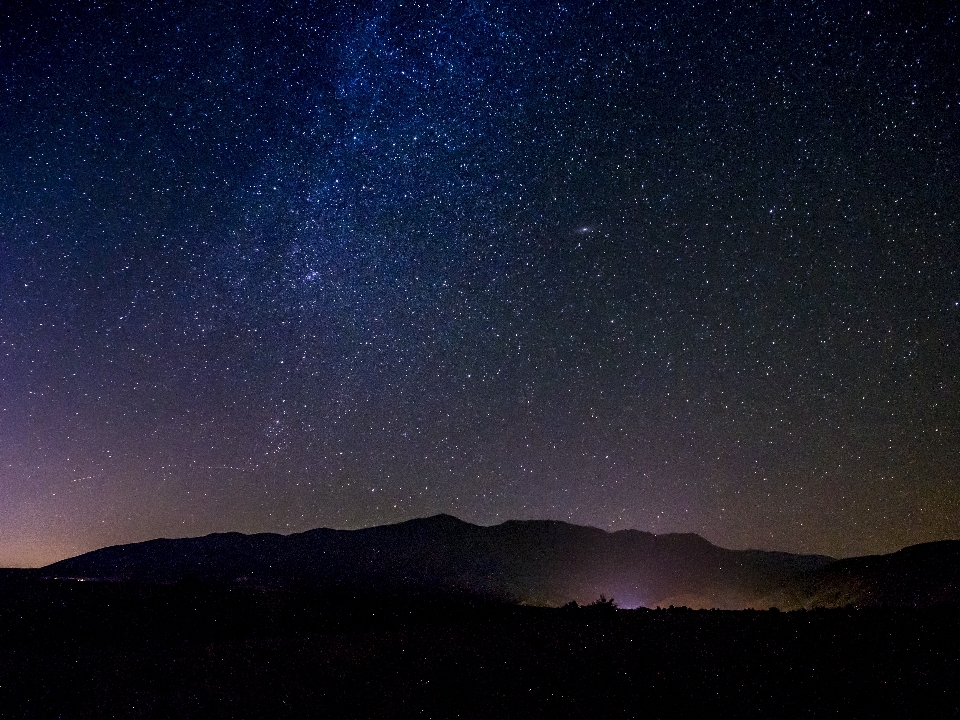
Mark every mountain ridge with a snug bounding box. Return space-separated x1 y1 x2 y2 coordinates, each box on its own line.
39 514 958 609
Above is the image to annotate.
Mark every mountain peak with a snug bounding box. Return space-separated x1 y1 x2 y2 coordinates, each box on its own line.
393 513 474 529
424 513 470 524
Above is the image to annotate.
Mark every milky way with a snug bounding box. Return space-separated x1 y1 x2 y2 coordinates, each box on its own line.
1 0 958 565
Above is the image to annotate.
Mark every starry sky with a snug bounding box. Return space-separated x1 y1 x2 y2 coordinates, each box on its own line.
2 0 958 567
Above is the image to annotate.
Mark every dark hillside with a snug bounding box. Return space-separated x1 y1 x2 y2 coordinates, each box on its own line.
44 515 835 609
41 517 960 609
776 540 960 609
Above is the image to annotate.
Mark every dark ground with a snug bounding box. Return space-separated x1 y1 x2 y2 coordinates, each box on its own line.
1 575 958 719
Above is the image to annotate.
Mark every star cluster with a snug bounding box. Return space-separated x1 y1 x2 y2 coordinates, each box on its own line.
1 0 957 565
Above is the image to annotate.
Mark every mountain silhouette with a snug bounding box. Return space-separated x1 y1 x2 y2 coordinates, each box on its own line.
44 515 845 608
773 539 960 609
40 515 960 609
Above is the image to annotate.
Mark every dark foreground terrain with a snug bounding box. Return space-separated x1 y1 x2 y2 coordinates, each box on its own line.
1 574 958 719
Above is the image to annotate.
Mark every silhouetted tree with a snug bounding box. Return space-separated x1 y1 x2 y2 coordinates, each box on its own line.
586 595 617 613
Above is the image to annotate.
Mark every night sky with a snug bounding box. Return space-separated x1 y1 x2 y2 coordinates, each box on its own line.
2 0 958 567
